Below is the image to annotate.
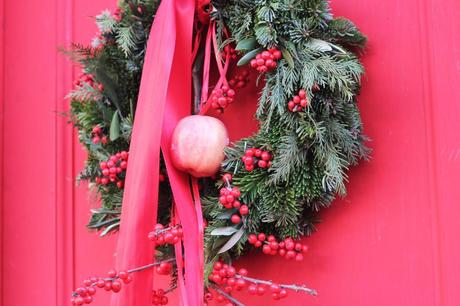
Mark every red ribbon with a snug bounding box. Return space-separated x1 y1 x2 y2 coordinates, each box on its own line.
110 1 202 306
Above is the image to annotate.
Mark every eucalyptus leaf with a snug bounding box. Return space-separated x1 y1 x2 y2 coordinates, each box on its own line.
329 42 347 54
237 48 262 66
235 38 257 51
210 226 239 236
100 222 120 237
307 38 333 52
110 110 121 141
88 217 120 229
216 209 237 220
218 227 245 254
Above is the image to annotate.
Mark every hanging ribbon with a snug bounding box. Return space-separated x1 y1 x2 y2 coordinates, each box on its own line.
110 1 201 306
199 21 231 115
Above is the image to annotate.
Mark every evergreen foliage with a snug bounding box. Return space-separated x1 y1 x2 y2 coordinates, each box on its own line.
66 0 368 289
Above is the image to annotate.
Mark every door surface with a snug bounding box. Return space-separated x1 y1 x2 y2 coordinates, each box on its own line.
1 1 460 306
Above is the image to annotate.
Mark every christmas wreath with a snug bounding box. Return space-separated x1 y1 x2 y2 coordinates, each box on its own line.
68 0 368 305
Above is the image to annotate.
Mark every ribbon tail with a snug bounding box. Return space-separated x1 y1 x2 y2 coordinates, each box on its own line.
160 1 203 304
111 1 202 305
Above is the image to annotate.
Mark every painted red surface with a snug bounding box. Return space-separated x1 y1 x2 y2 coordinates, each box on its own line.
1 0 460 306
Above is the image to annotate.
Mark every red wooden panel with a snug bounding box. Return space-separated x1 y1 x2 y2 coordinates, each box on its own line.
1 0 460 306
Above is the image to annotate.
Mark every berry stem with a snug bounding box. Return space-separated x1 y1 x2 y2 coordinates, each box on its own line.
71 258 176 296
211 285 245 306
235 275 317 296
151 225 181 235
127 258 176 274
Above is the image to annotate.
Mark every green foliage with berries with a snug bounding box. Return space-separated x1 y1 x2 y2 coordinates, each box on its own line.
203 0 369 263
66 0 368 295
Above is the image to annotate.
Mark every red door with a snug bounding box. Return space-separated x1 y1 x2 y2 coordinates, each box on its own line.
1 1 460 306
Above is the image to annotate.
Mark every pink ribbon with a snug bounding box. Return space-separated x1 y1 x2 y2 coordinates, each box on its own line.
111 1 202 306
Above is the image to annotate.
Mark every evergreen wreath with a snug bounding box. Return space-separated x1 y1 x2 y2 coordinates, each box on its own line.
68 0 368 304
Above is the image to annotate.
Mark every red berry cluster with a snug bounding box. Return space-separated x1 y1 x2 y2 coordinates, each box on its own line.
208 262 248 289
152 289 169 305
71 270 132 305
209 262 289 301
210 85 236 112
248 233 308 261
242 148 272 172
219 174 249 224
155 262 173 276
247 283 288 301
223 44 238 60
228 70 250 89
113 7 123 22
91 125 108 145
287 89 309 112
74 73 104 92
148 224 183 246
96 151 129 188
250 48 282 73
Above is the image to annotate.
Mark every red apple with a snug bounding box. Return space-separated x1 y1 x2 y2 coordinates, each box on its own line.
171 115 229 178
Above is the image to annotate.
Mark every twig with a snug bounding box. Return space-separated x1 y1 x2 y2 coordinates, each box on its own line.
211 284 245 306
235 275 317 296
72 258 176 296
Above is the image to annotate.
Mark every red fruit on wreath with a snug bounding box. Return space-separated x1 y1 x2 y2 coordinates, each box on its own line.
171 115 229 178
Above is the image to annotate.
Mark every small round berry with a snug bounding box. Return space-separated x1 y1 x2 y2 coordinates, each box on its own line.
257 160 267 168
257 233 266 241
239 205 249 215
230 214 241 224
238 268 248 276
248 234 258 244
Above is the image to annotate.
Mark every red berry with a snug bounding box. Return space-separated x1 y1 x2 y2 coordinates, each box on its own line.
92 126 101 135
245 164 254 172
231 214 241 224
239 205 249 215
258 233 266 241
258 160 267 168
238 268 248 276
107 270 117 278
257 286 266 296
279 289 288 298
273 50 282 59
298 89 306 98
248 234 257 244
92 136 100 144
111 280 122 292
231 187 241 197
248 284 257 295
263 245 271 254
261 151 271 161
254 241 262 248
223 173 232 182
232 200 241 209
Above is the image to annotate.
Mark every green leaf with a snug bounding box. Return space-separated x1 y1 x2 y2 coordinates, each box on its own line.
218 227 245 254
281 47 294 68
210 226 239 236
216 209 237 220
100 222 120 237
237 48 262 66
235 38 257 51
95 68 123 114
306 38 333 52
110 110 121 141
